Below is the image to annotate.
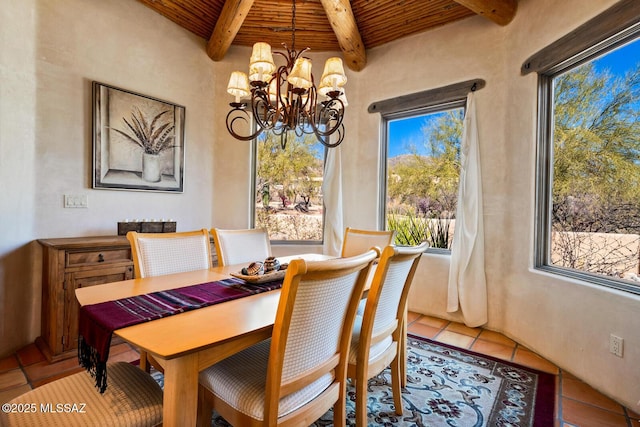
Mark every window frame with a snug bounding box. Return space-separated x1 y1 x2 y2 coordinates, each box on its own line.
250 135 327 246
369 79 482 253
379 100 466 254
532 5 640 295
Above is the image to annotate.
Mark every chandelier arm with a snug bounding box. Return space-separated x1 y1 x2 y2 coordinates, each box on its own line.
226 107 264 141
314 123 345 148
251 90 279 132
296 102 345 148
314 99 346 134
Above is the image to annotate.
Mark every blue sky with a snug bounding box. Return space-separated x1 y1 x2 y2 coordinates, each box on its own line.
388 112 450 158
594 37 640 75
388 37 640 159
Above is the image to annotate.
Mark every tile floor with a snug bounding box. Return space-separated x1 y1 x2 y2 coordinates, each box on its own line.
1 313 638 426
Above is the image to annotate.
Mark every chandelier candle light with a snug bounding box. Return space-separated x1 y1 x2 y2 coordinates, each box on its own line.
225 0 347 149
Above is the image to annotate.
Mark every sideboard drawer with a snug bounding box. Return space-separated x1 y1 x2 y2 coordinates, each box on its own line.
66 248 132 267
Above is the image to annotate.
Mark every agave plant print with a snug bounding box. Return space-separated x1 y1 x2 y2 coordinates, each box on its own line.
92 82 185 192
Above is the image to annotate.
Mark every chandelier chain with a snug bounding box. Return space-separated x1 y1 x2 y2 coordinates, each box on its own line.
291 0 296 52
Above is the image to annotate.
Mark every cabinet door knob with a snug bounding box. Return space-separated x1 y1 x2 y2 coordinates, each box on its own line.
98 253 105 262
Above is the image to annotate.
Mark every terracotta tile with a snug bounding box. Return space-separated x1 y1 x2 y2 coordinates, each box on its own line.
512 347 559 375
16 343 45 367
406 311 421 324
0 355 19 373
562 398 628 426
23 356 84 383
0 369 27 390
476 329 515 347
444 322 481 338
109 349 142 364
433 331 474 349
470 339 514 361
561 370 579 380
0 384 32 405
407 322 441 339
414 315 449 330
562 377 625 414
109 342 139 357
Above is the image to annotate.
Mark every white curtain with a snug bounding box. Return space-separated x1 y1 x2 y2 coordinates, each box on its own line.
447 92 487 327
322 145 344 256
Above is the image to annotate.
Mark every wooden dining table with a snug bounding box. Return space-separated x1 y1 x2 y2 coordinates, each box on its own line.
75 253 333 427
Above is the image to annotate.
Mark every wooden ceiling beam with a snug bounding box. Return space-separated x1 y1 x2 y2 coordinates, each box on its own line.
207 0 255 61
319 0 366 71
452 0 517 26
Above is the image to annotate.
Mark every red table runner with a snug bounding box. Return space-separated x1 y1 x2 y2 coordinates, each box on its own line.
78 277 283 392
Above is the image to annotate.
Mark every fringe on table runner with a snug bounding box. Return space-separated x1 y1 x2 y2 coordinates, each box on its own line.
78 334 109 393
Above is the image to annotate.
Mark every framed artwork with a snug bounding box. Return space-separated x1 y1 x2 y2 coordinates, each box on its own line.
92 82 185 192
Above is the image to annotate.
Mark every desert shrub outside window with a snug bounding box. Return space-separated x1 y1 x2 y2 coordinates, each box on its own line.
252 131 325 243
383 102 465 250
536 34 640 293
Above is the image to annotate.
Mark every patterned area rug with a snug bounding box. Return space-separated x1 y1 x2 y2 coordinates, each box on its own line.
151 334 555 426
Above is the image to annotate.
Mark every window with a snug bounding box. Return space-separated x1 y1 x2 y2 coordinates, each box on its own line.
252 132 325 243
535 29 640 293
382 101 465 250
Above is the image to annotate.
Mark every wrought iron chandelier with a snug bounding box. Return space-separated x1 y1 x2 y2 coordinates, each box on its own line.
225 0 348 149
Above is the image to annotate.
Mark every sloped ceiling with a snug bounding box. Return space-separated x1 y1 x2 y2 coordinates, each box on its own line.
138 0 517 70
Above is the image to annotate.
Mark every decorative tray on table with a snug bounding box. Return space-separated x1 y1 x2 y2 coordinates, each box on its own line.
230 269 287 284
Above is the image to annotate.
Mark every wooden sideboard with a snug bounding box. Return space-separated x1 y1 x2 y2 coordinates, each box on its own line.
37 235 219 361
37 236 134 362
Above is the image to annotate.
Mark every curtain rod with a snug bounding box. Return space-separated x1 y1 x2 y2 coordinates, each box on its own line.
521 0 640 75
368 78 485 115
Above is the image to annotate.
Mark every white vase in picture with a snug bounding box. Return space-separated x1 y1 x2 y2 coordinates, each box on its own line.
142 153 162 182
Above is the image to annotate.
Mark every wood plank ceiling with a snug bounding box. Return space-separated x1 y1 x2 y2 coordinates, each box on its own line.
137 0 517 70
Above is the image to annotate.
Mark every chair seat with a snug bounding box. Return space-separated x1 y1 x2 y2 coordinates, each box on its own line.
1 362 163 427
199 339 333 421
349 314 393 365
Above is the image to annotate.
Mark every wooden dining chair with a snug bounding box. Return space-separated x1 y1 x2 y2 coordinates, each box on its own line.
342 227 396 316
1 361 163 427
126 228 213 372
196 249 379 427
347 242 428 426
127 228 213 278
211 227 272 266
341 227 396 258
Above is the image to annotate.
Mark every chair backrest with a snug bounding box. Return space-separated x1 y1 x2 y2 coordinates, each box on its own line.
127 228 212 278
357 242 428 363
263 249 379 424
341 227 396 258
211 227 272 266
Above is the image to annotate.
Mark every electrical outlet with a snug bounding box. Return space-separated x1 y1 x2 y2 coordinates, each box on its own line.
609 334 623 357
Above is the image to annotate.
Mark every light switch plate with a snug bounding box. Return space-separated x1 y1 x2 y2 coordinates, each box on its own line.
64 194 88 208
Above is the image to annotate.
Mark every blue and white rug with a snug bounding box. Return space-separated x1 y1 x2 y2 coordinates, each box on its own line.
151 334 555 426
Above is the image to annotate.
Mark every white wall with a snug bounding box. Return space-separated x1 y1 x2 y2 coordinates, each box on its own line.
351 0 640 410
2 0 639 412
0 0 228 355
